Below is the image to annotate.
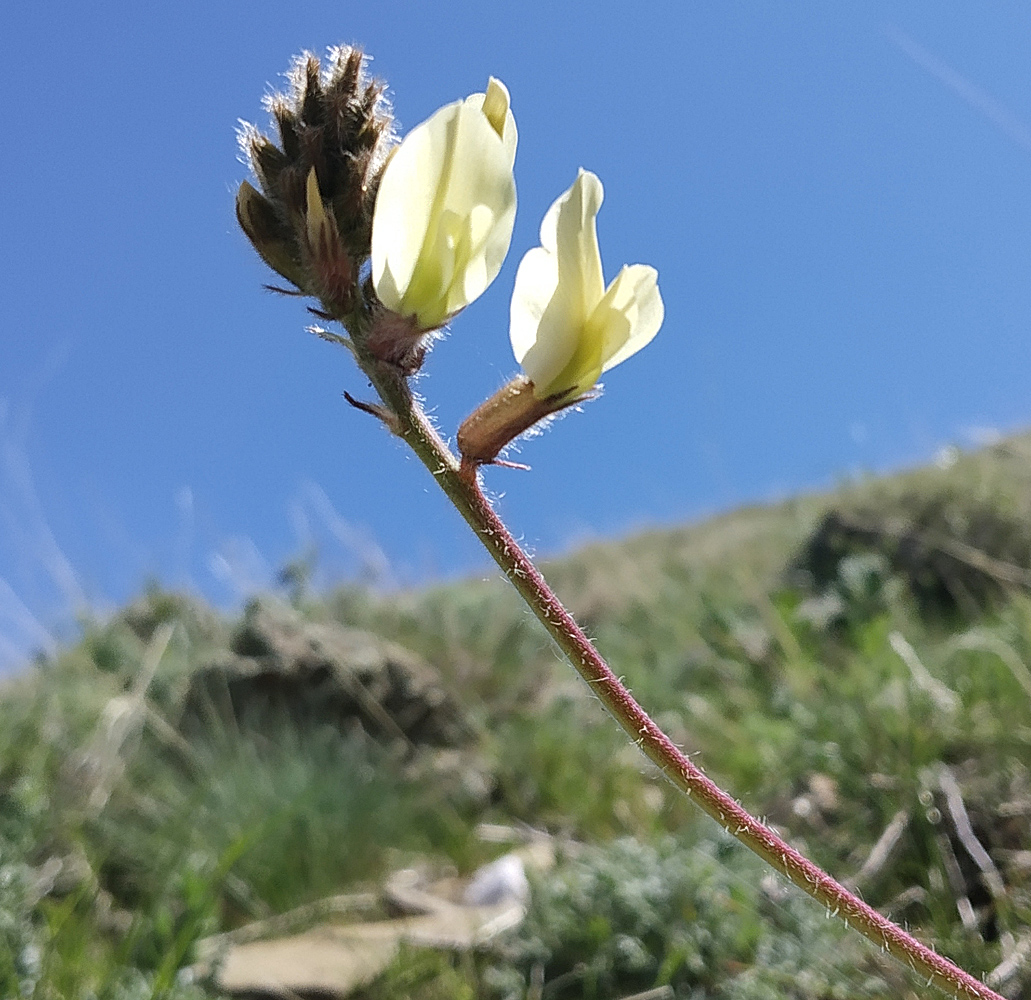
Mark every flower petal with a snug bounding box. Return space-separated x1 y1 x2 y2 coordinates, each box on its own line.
371 83 517 329
512 170 607 395
475 78 518 167
510 245 560 371
509 168 662 400
371 100 460 312
434 104 517 321
543 169 605 310
598 264 664 372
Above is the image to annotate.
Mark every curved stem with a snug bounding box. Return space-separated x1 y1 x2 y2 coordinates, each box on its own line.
351 342 1002 1000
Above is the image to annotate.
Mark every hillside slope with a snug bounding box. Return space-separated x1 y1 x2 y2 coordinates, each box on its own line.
3 432 1031 998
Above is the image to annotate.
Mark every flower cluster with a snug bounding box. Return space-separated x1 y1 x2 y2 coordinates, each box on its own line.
236 47 394 314
237 49 663 463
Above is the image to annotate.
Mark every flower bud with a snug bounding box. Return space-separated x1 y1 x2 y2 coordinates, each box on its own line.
236 47 394 312
236 179 307 290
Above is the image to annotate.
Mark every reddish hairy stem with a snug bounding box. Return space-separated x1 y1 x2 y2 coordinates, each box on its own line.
354 349 1003 1000
465 486 1001 999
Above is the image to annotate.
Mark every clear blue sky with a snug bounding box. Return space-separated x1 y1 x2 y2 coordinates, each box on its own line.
3 2 1031 668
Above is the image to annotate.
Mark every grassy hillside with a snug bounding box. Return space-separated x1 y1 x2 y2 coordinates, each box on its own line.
3 434 1031 998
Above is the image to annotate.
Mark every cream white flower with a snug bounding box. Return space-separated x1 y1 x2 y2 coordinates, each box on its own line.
510 169 663 399
371 78 517 331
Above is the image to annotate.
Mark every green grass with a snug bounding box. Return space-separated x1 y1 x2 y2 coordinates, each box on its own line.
3 433 1031 997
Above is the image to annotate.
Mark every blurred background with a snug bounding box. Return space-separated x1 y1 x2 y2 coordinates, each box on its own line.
3 1 1031 668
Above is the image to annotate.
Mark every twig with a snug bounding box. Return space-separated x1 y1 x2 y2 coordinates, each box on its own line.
988 933 1031 989
526 962 545 1000
936 832 979 932
884 884 928 918
78 623 175 816
889 631 960 715
939 766 1007 901
948 630 1031 703
845 809 909 891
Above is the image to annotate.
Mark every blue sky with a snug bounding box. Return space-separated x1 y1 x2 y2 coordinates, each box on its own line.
2 2 1031 668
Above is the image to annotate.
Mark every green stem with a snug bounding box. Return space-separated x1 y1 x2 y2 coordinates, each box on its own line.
350 337 1002 1000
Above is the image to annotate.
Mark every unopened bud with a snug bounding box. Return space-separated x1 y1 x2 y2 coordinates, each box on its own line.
236 180 308 290
305 168 330 249
304 167 356 311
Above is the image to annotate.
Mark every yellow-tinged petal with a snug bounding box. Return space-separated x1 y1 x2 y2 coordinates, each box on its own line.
549 168 605 312
305 167 329 248
371 104 457 313
480 77 510 140
599 264 664 372
510 246 560 374
465 82 517 169
371 79 517 331
512 171 607 394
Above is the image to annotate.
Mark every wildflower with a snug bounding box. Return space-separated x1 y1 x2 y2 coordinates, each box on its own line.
458 169 662 467
371 78 518 332
511 169 663 399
